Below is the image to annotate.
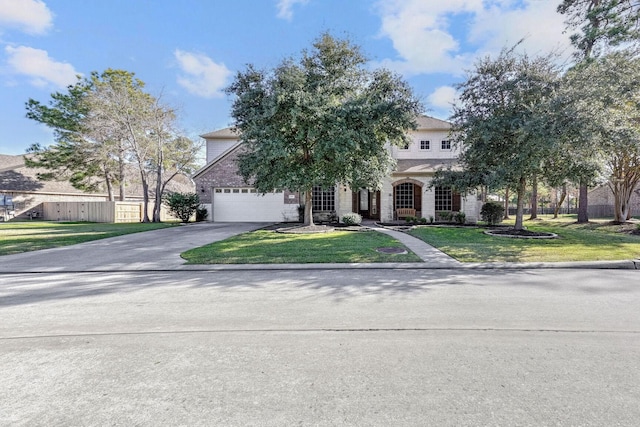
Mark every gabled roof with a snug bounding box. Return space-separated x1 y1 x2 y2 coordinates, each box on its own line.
0 153 194 195
200 127 239 139
0 154 27 172
415 115 451 131
0 154 83 193
192 141 244 179
199 115 452 141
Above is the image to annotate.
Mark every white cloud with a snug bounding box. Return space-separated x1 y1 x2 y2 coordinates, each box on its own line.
276 0 309 21
0 0 53 35
374 0 572 76
174 50 231 99
428 86 458 110
5 45 79 88
469 1 572 57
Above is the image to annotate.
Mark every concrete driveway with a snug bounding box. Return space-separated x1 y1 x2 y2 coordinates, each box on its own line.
1 222 264 272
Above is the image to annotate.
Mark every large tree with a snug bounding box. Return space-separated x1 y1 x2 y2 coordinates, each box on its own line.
84 71 200 222
558 0 640 222
564 52 640 222
25 77 122 200
26 69 200 221
84 70 157 221
438 48 561 230
226 33 422 225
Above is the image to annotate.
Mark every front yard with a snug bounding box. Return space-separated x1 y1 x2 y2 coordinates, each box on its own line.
0 221 176 256
408 217 640 262
3 217 639 264
181 229 421 264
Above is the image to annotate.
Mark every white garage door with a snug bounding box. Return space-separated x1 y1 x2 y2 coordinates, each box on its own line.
213 188 289 222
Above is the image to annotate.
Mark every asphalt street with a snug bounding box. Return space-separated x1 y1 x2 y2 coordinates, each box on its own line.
1 267 639 426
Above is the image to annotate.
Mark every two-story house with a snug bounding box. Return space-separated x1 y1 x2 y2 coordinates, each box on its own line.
193 115 479 223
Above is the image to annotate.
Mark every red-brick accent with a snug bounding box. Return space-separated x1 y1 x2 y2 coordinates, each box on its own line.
194 146 252 204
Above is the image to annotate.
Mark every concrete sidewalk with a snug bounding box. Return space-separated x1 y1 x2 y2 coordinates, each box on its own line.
366 223 461 266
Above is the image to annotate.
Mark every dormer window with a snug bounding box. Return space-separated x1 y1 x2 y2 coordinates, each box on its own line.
441 140 451 150
420 140 430 150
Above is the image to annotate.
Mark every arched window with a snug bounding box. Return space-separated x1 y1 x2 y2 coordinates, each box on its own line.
395 182 414 209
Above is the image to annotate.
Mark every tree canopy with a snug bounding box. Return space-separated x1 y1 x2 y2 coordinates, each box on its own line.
436 48 561 230
226 33 422 225
558 0 640 59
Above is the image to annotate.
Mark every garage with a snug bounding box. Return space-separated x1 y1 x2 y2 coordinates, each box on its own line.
212 187 296 222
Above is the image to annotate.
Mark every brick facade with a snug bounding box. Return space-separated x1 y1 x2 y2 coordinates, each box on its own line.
195 145 251 204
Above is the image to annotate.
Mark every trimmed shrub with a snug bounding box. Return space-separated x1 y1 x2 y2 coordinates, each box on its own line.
437 211 452 222
454 211 466 224
419 217 428 224
405 215 418 224
195 206 208 222
342 212 362 225
480 201 505 226
164 192 200 223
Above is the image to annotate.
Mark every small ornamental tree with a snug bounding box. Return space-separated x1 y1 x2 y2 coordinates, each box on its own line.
164 192 200 223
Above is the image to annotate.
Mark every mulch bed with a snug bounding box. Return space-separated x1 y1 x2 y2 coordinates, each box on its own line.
276 225 335 234
484 228 557 239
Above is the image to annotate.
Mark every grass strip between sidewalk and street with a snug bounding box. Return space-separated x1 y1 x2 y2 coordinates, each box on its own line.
181 229 421 264
408 218 640 263
0 221 176 256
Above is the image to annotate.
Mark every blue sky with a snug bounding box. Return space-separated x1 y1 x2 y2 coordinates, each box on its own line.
0 0 574 155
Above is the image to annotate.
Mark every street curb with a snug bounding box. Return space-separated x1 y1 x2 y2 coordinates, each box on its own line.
1 259 638 274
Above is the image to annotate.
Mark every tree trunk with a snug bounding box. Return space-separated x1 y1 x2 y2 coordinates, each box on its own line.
514 177 526 230
554 183 567 219
610 178 636 223
105 171 114 202
503 187 510 220
153 147 164 222
141 173 150 223
529 176 538 220
304 190 314 226
118 149 126 201
577 181 589 223
153 181 162 222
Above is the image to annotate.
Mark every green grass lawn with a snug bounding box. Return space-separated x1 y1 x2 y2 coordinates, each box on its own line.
0 221 176 256
408 217 640 262
181 229 421 264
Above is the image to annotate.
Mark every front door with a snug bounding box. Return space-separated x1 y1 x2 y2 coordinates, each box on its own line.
352 189 381 220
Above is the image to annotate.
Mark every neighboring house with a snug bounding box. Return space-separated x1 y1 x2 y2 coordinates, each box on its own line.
588 183 640 218
193 115 480 223
0 154 108 220
0 154 193 221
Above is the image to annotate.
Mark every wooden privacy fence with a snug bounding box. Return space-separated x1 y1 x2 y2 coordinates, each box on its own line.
42 201 180 223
